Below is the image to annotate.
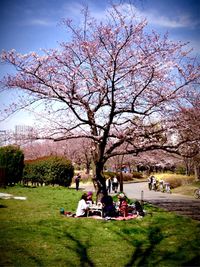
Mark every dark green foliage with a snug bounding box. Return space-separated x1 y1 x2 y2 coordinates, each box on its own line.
23 156 74 186
23 161 45 186
0 145 24 185
175 165 186 175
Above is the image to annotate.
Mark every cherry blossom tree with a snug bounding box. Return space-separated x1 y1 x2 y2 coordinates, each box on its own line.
1 5 199 192
23 138 93 174
174 89 200 179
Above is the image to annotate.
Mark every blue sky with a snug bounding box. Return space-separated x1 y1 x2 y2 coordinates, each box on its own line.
0 0 199 131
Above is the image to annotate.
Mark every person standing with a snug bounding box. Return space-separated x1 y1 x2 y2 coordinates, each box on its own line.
113 176 118 193
75 173 81 191
106 178 111 193
147 175 153 190
159 179 164 192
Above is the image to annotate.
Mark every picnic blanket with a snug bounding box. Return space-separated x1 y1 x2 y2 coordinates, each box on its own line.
61 211 139 220
89 214 138 220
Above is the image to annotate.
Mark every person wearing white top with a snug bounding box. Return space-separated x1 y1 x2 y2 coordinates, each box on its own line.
76 193 89 217
112 176 118 193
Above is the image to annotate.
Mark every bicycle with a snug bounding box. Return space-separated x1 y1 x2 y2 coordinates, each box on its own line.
194 188 200 199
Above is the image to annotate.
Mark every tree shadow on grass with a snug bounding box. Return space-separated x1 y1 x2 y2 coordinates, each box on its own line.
0 245 45 267
64 231 95 267
123 225 164 267
115 222 199 267
0 204 7 208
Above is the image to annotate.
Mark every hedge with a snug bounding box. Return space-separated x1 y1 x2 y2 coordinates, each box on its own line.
0 145 24 185
23 156 74 187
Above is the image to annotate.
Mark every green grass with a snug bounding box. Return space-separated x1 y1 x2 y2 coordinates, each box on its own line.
0 186 200 267
172 180 200 197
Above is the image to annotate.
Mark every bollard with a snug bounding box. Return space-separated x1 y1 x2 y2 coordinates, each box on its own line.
141 190 144 207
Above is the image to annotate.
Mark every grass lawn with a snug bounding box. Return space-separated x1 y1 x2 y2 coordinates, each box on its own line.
0 185 200 267
172 181 200 197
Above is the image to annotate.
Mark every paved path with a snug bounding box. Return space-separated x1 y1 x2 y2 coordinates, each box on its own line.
123 182 194 201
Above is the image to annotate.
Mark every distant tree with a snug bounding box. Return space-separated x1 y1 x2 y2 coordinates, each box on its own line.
1 4 199 193
0 145 24 185
174 90 200 179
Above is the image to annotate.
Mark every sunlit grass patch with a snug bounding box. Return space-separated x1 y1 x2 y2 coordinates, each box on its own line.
0 185 200 266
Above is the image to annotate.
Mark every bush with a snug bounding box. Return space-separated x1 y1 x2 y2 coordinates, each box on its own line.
117 172 133 181
175 166 187 175
0 145 24 185
166 175 195 188
23 161 46 186
23 156 74 187
153 173 195 189
132 171 143 179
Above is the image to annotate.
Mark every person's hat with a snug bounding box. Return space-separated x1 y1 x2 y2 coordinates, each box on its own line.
118 192 125 199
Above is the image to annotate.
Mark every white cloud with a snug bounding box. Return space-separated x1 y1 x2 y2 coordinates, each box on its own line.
89 2 199 30
28 19 55 26
145 12 199 29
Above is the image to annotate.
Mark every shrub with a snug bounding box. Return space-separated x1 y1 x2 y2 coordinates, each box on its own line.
0 145 24 185
23 156 74 187
23 161 46 186
153 173 195 189
132 171 143 179
175 166 187 175
166 175 195 188
117 172 133 181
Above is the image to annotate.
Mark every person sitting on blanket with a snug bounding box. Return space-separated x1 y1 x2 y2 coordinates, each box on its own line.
76 193 89 217
101 192 116 218
117 192 128 217
135 201 145 216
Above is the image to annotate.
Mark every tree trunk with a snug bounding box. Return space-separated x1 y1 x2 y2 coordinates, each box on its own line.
85 161 90 174
194 163 200 180
94 161 107 203
119 171 123 192
118 154 125 192
184 157 193 176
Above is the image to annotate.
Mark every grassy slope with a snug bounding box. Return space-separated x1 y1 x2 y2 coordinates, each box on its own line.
0 186 200 267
